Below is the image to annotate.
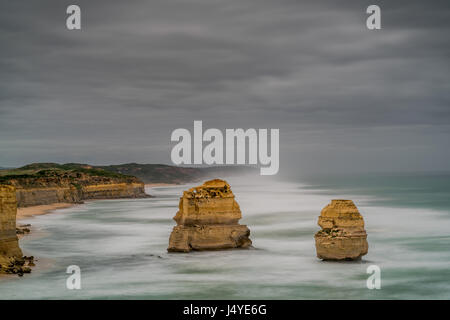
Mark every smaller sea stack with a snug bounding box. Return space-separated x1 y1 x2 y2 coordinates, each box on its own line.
314 200 368 261
168 179 252 252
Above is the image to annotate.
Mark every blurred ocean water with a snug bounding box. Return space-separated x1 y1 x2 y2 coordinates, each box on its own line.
1 173 449 299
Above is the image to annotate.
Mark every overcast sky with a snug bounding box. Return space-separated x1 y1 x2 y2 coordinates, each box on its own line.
1 0 449 174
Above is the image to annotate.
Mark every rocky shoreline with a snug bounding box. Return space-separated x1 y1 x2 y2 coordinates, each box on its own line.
0 165 152 277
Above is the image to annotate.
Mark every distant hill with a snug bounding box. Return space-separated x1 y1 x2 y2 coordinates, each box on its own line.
0 163 132 180
97 163 256 184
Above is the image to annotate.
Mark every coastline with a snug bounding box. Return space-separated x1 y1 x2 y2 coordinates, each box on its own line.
15 187 168 220
14 184 174 220
5 185 175 279
17 203 75 220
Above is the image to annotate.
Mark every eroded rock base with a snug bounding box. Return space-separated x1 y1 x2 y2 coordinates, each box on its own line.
0 255 34 276
168 225 252 252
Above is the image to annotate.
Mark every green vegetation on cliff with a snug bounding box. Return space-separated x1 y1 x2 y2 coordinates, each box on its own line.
1 163 126 177
0 163 136 186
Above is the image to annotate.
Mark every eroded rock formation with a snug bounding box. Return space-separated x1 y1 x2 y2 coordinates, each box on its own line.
314 200 368 260
0 185 31 275
168 179 252 252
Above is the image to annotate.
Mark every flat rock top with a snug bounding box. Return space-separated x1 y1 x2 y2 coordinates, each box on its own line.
184 179 233 199
321 199 361 217
202 179 229 188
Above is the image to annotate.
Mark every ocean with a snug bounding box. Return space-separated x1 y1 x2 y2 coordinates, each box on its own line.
1 173 450 299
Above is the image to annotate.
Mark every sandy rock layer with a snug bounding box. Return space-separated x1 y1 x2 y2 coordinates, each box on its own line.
314 200 368 260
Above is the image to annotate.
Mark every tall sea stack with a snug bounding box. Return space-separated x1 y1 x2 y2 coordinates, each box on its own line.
314 200 368 260
0 185 29 275
168 179 252 252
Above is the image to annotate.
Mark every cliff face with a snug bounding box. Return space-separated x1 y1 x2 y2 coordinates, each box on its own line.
0 185 29 275
81 183 147 200
314 200 368 260
3 170 148 207
168 179 252 252
16 186 81 207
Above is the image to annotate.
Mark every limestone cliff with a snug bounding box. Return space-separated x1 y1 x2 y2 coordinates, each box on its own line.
1 166 149 207
168 179 252 252
0 185 30 275
314 200 368 260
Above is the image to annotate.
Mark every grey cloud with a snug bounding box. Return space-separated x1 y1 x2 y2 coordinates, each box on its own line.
0 0 449 172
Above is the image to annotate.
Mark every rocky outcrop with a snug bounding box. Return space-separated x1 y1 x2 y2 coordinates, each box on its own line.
314 200 368 261
0 185 31 275
168 179 252 252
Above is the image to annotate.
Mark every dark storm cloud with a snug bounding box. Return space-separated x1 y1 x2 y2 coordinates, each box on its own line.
0 0 449 172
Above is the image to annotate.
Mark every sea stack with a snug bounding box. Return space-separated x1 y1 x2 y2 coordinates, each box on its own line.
314 200 368 261
0 185 30 275
168 179 252 252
